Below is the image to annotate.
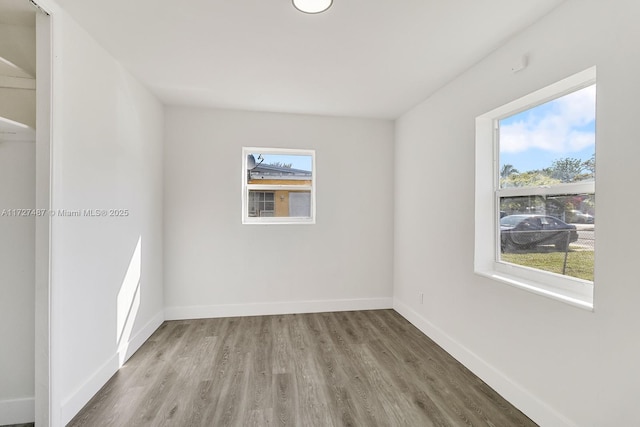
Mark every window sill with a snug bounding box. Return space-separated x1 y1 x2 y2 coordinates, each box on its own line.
475 269 594 311
242 218 316 225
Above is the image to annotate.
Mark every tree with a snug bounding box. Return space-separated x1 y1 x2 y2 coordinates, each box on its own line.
501 171 560 188
500 164 519 179
576 153 596 181
549 157 584 183
582 153 595 177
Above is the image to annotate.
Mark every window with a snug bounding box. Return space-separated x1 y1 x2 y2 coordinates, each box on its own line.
242 147 316 224
475 67 596 310
248 191 275 217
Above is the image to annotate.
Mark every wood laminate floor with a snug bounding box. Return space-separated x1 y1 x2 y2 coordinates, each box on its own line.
68 310 537 426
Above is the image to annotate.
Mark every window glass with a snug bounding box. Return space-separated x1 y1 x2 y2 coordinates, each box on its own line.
499 85 596 189
497 85 596 283
243 148 315 224
475 67 596 309
248 154 312 185
248 191 275 217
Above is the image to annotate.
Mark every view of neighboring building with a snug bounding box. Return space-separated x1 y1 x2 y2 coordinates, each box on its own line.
248 163 312 217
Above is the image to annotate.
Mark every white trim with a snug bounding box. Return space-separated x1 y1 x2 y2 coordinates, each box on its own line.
118 310 165 367
164 297 393 320
243 216 315 225
0 397 35 425
248 184 313 191
33 5 53 427
0 74 36 90
476 270 592 310
60 354 119 425
242 147 316 225
60 310 164 425
393 299 578 427
498 182 594 198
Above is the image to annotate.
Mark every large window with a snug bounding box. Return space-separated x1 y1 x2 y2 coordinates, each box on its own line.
475 68 596 309
242 147 315 224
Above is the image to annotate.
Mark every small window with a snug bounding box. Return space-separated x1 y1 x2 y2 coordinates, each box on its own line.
475 67 596 310
242 147 316 224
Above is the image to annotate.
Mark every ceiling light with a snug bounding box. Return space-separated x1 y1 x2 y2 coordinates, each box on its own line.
292 0 332 14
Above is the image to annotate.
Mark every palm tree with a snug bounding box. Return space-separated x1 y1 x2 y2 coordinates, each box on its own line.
500 164 519 179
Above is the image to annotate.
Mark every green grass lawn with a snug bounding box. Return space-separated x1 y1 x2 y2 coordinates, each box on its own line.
501 248 594 281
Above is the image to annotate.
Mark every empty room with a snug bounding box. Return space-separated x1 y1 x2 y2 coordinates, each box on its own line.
1 0 639 426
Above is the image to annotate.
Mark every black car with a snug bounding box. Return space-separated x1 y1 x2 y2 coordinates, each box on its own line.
500 215 578 251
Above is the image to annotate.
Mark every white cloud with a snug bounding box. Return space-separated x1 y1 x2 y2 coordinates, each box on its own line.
500 85 596 154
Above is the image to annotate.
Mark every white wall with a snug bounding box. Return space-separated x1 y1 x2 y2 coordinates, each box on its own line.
34 11 51 426
0 22 36 129
164 107 394 318
33 2 165 425
0 87 35 129
0 18 37 426
394 1 640 426
0 22 36 77
0 140 35 425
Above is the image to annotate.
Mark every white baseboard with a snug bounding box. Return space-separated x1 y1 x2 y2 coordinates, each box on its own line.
393 299 576 427
0 397 35 425
118 310 165 366
60 353 119 426
164 297 393 320
60 310 164 425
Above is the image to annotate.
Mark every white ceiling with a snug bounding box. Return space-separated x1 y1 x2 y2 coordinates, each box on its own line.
56 0 564 118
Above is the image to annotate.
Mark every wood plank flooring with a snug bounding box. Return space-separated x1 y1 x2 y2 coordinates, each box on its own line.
68 310 537 426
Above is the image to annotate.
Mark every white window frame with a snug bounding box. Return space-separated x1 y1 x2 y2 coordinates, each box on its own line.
475 67 596 310
242 147 316 225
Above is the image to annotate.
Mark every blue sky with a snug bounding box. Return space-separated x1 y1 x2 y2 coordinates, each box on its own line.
251 153 313 171
499 85 596 172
